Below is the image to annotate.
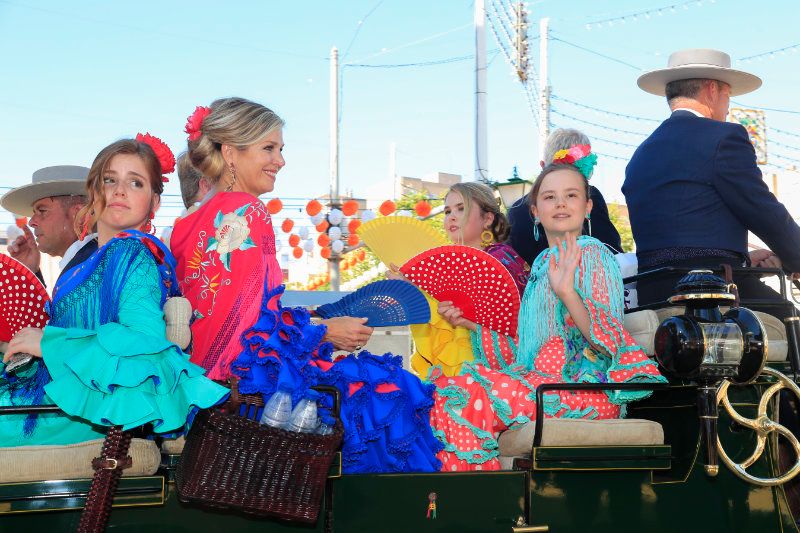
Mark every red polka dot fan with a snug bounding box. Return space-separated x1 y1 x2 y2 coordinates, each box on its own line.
0 253 50 344
399 245 521 336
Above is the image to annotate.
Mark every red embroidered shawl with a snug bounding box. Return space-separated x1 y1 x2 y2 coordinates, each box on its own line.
170 192 282 380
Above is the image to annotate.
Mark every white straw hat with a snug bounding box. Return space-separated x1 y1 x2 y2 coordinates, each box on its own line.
637 48 762 97
1 166 89 216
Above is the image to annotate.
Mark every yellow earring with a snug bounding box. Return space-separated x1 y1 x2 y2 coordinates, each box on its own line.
480 229 494 248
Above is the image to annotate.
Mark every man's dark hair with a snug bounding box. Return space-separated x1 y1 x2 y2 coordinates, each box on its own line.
665 78 725 105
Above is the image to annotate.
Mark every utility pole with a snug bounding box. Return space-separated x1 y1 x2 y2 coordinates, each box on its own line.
329 46 341 290
538 17 550 160
474 0 489 182
389 142 399 199
513 2 528 82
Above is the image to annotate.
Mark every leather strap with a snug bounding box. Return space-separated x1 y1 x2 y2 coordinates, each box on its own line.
719 263 740 308
227 377 241 414
77 426 133 533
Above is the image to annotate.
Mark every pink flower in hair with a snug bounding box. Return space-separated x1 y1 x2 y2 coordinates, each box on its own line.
185 106 211 141
136 133 176 177
567 144 591 161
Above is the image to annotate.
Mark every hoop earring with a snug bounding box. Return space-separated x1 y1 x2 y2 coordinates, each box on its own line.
480 229 494 248
143 211 156 235
80 214 91 240
225 164 237 192
533 218 540 241
586 214 592 237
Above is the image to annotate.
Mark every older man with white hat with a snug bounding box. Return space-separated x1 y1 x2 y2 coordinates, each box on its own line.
1 166 97 285
623 49 800 317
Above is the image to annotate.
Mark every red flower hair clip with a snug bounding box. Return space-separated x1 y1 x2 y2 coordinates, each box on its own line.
185 106 211 142
136 133 176 183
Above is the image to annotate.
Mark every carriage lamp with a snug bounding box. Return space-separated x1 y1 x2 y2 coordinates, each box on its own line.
654 270 768 476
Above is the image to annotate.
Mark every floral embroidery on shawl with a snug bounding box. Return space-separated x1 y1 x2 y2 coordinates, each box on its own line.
205 205 258 271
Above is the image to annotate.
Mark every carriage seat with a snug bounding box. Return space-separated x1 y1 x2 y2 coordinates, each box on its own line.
622 308 788 362
0 437 161 483
496 417 665 469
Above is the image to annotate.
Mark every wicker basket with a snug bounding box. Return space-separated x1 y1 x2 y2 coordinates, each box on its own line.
175 381 343 523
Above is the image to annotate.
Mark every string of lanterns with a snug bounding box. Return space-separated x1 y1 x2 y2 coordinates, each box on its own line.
265 196 436 290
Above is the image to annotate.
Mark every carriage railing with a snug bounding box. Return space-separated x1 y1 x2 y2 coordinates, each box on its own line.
623 265 792 312
623 265 800 378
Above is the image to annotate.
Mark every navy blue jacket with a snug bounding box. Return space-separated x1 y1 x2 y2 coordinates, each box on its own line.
507 185 622 266
34 238 98 288
58 238 98 282
623 110 800 272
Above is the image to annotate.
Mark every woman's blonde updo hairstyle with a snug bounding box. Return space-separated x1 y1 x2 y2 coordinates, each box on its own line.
447 182 510 244
188 97 285 184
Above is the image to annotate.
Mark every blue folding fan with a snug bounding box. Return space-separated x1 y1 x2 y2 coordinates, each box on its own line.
314 280 431 327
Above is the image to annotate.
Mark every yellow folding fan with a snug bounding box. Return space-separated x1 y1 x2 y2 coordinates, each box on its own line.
357 216 447 268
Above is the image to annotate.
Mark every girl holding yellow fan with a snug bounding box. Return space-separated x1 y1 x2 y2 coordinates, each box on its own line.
408 183 529 377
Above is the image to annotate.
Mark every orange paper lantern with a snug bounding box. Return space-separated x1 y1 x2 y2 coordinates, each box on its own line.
379 200 396 216
356 249 366 261
266 198 283 214
414 200 432 218
15 217 27 228
342 199 359 217
306 199 323 216
318 234 331 247
348 219 361 233
292 247 303 259
288 234 300 247
281 218 294 233
347 234 360 247
320 247 332 259
316 221 330 233
341 261 349 271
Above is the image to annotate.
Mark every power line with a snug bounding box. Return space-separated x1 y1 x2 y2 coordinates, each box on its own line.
731 100 800 116
771 126 800 140
594 150 631 161
346 23 472 64
584 0 718 30
550 35 642 71
551 94 660 123
772 152 800 166
551 108 649 137
342 0 386 61
768 138 800 152
551 122 640 150
346 50 499 69
764 161 799 173
738 43 800 63
582 133 640 149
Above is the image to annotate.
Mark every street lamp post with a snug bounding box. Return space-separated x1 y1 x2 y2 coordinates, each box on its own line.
493 166 531 209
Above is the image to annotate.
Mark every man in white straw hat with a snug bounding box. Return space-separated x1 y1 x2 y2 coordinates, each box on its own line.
623 48 800 318
0 166 98 285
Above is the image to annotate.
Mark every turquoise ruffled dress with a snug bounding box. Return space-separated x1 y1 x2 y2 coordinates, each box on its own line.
0 231 228 447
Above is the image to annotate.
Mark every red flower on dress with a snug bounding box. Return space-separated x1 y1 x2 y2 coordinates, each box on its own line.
185 106 211 142
136 133 176 182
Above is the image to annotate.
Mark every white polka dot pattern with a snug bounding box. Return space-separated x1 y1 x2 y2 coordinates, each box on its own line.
0 254 50 343
400 245 520 336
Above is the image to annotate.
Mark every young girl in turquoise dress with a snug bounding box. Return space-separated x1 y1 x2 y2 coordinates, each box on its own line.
0 135 228 447
429 151 666 471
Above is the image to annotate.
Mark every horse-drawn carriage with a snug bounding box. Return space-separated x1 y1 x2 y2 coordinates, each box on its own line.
2 266 800 532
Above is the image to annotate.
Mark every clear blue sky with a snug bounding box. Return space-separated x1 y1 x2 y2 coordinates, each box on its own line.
1 0 798 230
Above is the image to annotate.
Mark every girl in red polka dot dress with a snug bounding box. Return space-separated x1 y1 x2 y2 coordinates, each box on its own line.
429 156 666 472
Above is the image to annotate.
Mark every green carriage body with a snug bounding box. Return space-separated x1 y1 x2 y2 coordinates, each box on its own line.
2 271 800 532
